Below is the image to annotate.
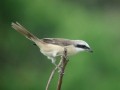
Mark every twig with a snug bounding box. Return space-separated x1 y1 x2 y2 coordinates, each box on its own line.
46 59 62 90
57 48 69 90
45 67 57 90
46 48 68 90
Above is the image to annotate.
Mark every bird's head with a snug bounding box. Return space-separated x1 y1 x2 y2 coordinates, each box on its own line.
73 40 93 53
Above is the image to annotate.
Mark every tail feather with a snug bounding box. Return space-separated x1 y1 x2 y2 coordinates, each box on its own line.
11 22 39 42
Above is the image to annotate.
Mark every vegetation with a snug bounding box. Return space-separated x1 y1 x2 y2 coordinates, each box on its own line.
0 0 120 90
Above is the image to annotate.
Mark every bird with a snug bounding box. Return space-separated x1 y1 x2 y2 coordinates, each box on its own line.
11 22 93 69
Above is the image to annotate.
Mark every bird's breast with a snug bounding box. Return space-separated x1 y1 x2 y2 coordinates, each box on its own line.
40 44 79 57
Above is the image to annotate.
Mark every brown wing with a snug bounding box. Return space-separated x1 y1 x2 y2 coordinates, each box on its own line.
41 38 74 46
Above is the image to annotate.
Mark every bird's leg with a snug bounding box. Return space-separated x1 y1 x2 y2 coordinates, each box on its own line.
51 58 62 72
47 56 62 72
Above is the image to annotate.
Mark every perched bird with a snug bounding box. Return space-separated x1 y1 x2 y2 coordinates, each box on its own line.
11 22 93 68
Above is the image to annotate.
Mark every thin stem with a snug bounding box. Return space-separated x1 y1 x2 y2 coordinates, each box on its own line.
45 60 62 90
57 48 69 90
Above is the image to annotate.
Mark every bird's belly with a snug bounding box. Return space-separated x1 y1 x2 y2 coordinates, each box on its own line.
40 44 64 57
40 50 56 57
40 44 78 57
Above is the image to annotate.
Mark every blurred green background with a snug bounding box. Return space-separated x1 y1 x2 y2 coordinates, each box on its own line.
0 0 120 90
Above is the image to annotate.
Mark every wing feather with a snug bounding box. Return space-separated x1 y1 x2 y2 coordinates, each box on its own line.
41 38 74 46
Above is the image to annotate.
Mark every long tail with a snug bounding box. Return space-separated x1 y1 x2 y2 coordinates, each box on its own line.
11 22 39 43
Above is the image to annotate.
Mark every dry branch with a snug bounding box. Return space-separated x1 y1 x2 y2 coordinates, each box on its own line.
46 48 68 90
57 48 69 90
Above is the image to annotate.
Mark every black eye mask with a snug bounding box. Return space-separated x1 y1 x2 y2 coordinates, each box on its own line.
75 44 90 49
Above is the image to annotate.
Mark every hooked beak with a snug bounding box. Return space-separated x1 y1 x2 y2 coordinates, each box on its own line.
88 48 93 53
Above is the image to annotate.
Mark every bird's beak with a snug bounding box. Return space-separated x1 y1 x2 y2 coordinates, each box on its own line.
87 48 93 53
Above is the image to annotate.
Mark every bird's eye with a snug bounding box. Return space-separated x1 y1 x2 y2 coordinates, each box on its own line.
76 44 89 49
